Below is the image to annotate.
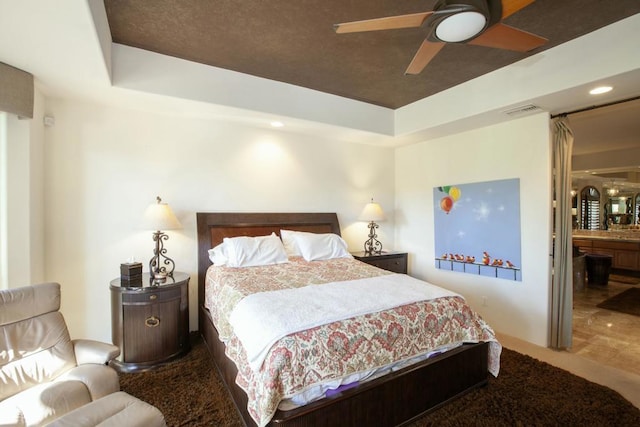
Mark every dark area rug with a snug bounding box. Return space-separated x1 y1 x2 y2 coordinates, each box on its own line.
119 337 240 426
597 288 640 316
120 337 640 427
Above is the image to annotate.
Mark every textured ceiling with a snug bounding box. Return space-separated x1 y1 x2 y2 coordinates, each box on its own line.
103 0 640 109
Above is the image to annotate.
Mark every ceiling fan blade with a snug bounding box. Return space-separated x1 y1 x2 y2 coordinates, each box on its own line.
405 40 445 75
501 0 536 19
334 11 433 34
468 23 547 52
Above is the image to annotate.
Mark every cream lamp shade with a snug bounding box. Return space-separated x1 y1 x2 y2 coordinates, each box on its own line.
358 201 385 222
144 197 182 231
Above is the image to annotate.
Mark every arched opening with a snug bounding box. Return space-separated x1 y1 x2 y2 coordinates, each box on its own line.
580 186 600 230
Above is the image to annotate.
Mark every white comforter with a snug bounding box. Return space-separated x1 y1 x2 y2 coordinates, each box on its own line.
229 273 460 371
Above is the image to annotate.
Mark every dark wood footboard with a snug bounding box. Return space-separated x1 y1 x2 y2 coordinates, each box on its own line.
200 304 488 427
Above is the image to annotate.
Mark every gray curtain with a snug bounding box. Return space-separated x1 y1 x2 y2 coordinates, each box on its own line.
550 117 574 349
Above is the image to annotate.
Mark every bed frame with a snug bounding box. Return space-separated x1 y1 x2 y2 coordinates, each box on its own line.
197 212 489 427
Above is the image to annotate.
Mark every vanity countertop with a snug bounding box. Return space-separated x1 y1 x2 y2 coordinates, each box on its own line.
573 230 640 243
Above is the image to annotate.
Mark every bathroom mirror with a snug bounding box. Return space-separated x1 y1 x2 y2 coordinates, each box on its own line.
606 194 633 225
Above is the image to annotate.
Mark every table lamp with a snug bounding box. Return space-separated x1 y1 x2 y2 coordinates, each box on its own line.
144 196 182 279
358 198 385 254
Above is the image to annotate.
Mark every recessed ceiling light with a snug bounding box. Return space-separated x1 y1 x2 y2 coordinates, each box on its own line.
589 86 612 95
270 121 284 128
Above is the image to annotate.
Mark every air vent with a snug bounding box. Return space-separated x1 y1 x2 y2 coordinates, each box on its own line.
502 104 543 116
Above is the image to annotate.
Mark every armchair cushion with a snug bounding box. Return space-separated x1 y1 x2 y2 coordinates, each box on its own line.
47 392 167 427
72 339 120 365
58 364 120 401
0 380 91 427
0 311 76 401
0 282 59 325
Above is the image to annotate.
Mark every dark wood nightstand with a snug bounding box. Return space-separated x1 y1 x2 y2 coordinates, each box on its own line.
352 251 408 274
110 272 190 373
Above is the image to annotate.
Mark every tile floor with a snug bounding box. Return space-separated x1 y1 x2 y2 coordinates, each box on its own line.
571 276 640 376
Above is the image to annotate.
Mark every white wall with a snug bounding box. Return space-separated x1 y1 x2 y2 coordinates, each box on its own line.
395 113 553 346
42 98 396 343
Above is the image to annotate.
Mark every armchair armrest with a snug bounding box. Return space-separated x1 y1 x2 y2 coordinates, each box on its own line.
73 339 120 365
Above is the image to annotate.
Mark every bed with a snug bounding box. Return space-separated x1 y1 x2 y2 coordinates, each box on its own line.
197 212 500 427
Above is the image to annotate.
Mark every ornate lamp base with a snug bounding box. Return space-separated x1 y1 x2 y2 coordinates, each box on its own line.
363 221 383 255
149 230 176 279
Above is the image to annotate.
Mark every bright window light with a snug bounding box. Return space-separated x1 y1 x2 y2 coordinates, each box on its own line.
270 121 284 128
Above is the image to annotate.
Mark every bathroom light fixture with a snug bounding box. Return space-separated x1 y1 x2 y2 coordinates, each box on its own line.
270 121 284 128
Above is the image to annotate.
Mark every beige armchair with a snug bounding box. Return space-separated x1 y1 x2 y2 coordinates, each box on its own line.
0 282 120 426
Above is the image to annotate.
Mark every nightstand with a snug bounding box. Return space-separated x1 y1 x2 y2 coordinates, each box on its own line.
110 272 190 373
352 251 408 274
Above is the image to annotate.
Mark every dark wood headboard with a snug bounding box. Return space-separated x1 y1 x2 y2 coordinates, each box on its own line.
196 212 341 326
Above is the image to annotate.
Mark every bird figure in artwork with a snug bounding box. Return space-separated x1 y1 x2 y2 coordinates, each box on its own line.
442 253 448 260
491 259 500 266
506 260 516 268
466 256 475 264
482 252 491 265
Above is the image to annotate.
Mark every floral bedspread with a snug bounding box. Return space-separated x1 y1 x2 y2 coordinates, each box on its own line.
205 257 501 427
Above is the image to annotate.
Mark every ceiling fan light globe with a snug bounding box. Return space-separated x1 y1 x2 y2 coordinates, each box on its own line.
435 11 487 42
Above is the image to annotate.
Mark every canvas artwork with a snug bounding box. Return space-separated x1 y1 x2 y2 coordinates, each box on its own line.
433 178 522 281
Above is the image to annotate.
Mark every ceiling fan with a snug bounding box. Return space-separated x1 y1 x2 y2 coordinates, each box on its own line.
334 0 548 75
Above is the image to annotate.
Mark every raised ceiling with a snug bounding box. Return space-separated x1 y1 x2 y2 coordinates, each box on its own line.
103 0 640 109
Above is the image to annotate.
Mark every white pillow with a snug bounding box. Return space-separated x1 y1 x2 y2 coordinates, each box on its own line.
222 233 289 268
291 231 352 261
280 229 302 257
208 243 228 265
